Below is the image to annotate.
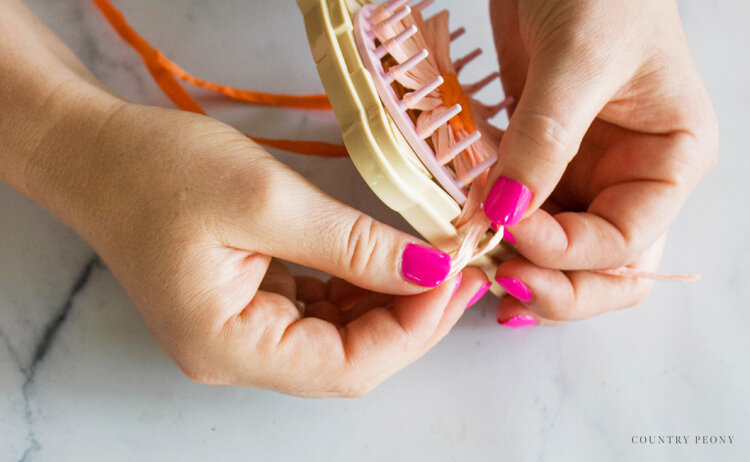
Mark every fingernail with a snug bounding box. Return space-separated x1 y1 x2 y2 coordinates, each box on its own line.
484 176 532 226
495 277 533 303
450 273 464 299
498 315 537 328
502 228 516 245
401 243 452 288
466 281 492 309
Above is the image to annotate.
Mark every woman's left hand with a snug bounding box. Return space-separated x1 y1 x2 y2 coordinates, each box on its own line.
485 0 719 327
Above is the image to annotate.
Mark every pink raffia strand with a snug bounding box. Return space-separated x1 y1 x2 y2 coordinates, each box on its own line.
595 267 701 282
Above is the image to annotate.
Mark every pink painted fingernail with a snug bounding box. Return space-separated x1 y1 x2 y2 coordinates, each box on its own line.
502 228 516 245
498 315 537 328
466 281 491 309
484 176 532 226
401 243 452 288
495 277 533 303
450 273 464 299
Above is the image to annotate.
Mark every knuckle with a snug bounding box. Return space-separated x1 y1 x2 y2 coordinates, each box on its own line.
631 280 655 306
688 97 720 175
702 116 720 174
536 283 577 322
667 135 704 186
666 126 719 187
509 110 576 167
706 146 719 174
601 223 642 270
611 246 639 270
334 377 376 398
539 277 584 322
345 385 375 398
329 356 383 398
177 359 225 386
527 249 562 269
170 335 231 386
229 154 290 224
244 156 286 208
341 214 389 276
540 301 572 322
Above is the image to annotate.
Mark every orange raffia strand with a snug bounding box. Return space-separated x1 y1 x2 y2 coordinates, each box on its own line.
439 73 477 133
90 0 348 158
164 59 332 111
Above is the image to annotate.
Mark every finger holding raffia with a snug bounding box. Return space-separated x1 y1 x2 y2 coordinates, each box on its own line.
495 235 667 326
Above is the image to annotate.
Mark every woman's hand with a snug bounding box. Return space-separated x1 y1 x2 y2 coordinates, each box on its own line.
36 99 490 397
1 0 492 397
484 0 718 326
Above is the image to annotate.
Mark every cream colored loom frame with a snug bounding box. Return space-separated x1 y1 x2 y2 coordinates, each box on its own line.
297 0 462 251
297 0 504 294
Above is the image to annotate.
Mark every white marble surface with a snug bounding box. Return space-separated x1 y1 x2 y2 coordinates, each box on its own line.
1 0 748 460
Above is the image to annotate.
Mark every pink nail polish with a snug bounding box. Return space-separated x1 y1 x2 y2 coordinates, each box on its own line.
484 176 532 226
450 273 464 299
466 281 491 309
495 277 533 303
502 228 516 245
401 243 452 288
498 315 537 328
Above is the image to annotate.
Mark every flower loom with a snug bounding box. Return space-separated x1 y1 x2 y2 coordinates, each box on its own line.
92 0 698 294
298 0 512 283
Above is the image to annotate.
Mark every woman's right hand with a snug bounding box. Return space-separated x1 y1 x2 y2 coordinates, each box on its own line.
30 96 490 397
1 0 491 397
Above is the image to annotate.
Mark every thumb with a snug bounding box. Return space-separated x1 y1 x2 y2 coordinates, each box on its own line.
483 48 623 226
234 157 453 295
